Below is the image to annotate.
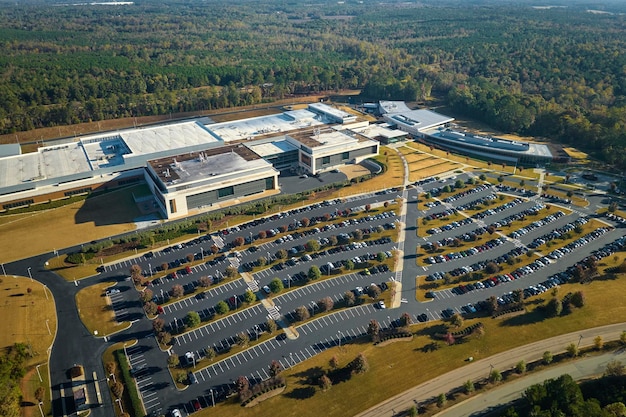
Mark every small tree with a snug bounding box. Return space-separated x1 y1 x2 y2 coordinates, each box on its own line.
105 361 117 375
236 332 249 348
170 284 184 298
186 253 194 263
161 262 168 272
437 393 447 408
566 343 579 358
235 375 249 395
152 318 165 333
444 332 456 345
144 301 158 316
205 347 216 362
450 313 464 328
266 319 277 334
269 360 282 377
233 237 245 247
111 381 124 398
243 289 256 304
294 305 310 321
256 256 267 267
157 331 172 345
198 276 212 287
276 249 288 259
308 265 322 280
301 217 310 227
463 380 475 394
140 288 154 303
224 266 238 279
319 374 332 391
185 311 201 328
594 335 604 351
543 351 553 365
344 291 356 306
352 229 364 241
479 173 487 181
486 295 498 315
621 331 626 346
306 239 320 252
367 319 381 343
215 300 230 315
377 252 387 262
317 296 334 312
328 235 338 246
351 353 369 374
269 277 284 294
489 369 502 383
167 354 180 368
329 356 339 370
258 230 267 240
399 312 413 327
515 360 526 374
367 283 381 298
408 405 418 417
210 245 219 254
344 259 355 270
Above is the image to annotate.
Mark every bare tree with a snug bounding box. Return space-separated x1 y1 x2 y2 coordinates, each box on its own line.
317 296 334 312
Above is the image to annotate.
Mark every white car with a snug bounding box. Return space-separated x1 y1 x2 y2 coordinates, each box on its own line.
171 410 182 417
377 300 386 309
105 288 120 296
262 285 271 294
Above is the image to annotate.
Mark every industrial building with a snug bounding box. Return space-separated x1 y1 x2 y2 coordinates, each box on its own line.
0 103 379 218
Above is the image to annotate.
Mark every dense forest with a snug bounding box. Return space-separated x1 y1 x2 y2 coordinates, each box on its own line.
0 0 625 167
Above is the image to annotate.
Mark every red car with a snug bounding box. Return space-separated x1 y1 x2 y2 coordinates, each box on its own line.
192 399 201 411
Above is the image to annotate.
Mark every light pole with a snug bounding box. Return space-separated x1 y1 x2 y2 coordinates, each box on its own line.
148 263 152 277
337 330 343 348
578 334 583 348
27 267 33 282
210 389 215 407
200 247 204 260
290 352 294 367
115 398 123 413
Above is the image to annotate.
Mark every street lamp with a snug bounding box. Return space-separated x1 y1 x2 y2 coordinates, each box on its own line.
578 334 583 348
148 263 152 277
115 398 123 413
337 330 343 348
200 247 204 260
210 389 215 407
27 267 33 282
234 295 238 309
290 352 294 367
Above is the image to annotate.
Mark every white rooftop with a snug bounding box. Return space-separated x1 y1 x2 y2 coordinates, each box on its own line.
207 110 323 142
386 109 455 132
345 122 407 139
246 140 298 158
308 102 357 122
121 121 220 155
379 101 412 114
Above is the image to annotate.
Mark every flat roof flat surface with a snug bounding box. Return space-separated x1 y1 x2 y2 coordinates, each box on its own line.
308 102 355 120
387 109 455 131
247 140 298 157
351 123 407 139
122 122 220 155
379 100 412 114
0 152 43 187
207 110 323 142
430 130 552 158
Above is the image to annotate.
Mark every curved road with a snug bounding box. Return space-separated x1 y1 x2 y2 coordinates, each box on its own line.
355 322 626 417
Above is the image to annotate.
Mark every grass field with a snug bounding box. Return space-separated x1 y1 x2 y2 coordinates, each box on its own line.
75 282 131 336
0 277 56 417
0 185 145 264
190 268 626 417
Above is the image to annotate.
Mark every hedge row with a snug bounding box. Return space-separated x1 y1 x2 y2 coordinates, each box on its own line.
240 383 286 407
374 332 412 345
114 349 144 417
492 306 525 318
436 322 484 339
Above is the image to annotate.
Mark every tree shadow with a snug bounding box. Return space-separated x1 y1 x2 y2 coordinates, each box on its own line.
284 387 316 399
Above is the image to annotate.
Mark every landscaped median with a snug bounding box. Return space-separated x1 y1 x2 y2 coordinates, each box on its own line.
102 340 143 417
75 281 131 337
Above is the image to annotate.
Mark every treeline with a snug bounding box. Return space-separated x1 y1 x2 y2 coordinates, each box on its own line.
1 1 626 167
0 343 29 417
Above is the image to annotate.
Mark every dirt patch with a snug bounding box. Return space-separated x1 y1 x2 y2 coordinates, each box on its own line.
340 164 372 180
19 367 39 417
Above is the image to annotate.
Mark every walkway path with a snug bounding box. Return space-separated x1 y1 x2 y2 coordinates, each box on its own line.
436 347 626 417
355 322 626 417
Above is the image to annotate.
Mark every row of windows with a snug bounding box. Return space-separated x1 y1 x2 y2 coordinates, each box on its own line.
3 199 34 210
118 177 140 186
64 187 92 197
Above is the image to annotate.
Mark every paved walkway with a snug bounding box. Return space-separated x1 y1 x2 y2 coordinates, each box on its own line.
355 322 626 417
436 347 626 417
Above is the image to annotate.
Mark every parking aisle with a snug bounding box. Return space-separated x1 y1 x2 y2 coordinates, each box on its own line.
125 345 162 416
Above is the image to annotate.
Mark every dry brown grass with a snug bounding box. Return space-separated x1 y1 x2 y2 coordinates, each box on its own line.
0 277 56 366
0 186 144 264
75 281 131 336
563 147 589 160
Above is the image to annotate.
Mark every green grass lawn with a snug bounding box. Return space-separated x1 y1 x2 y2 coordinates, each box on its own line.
75 282 131 337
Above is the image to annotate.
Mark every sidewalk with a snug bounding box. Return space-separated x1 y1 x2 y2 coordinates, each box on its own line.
354 322 626 417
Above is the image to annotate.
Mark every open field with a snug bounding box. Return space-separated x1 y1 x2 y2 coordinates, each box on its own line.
0 277 56 364
0 185 145 264
192 269 626 417
75 281 131 336
410 162 461 181
563 147 590 161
